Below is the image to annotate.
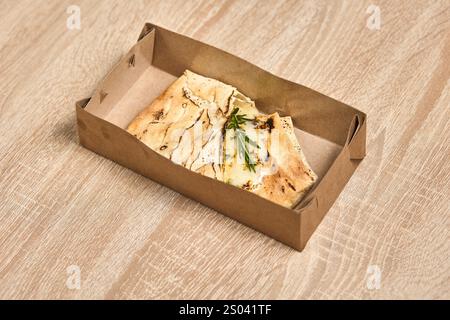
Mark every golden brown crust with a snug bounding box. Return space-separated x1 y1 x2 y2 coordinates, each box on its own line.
252 113 317 208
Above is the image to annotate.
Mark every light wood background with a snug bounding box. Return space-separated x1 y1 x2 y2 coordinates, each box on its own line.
0 0 448 300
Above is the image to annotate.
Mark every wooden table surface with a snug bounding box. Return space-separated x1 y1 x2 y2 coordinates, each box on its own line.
0 0 449 300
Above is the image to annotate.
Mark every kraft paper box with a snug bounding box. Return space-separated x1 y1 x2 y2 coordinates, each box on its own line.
76 23 366 251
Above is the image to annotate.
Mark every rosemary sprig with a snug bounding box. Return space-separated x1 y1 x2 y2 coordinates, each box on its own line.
226 108 259 172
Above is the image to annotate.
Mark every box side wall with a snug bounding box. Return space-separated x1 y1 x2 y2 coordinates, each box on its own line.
297 114 366 249
84 29 156 120
151 24 365 146
299 147 360 248
76 106 303 250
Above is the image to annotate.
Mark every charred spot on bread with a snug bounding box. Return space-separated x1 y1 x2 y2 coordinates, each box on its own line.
153 110 164 120
255 117 274 132
287 181 296 191
266 117 274 132
242 181 252 190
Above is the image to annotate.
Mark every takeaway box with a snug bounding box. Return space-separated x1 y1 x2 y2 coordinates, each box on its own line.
76 23 366 251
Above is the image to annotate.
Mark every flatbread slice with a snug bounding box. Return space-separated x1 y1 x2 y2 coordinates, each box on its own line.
128 70 234 180
127 70 317 208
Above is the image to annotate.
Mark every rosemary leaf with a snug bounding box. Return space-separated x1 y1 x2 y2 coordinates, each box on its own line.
227 108 259 172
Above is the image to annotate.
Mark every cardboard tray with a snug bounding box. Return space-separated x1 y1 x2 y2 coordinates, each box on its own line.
76 23 366 251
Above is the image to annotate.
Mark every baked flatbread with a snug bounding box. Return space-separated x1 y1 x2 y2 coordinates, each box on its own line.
127 70 317 208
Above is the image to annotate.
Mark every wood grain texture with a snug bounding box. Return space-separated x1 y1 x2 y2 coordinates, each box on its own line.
0 0 449 299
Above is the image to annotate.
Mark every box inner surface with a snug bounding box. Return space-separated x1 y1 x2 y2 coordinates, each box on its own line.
89 64 342 183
